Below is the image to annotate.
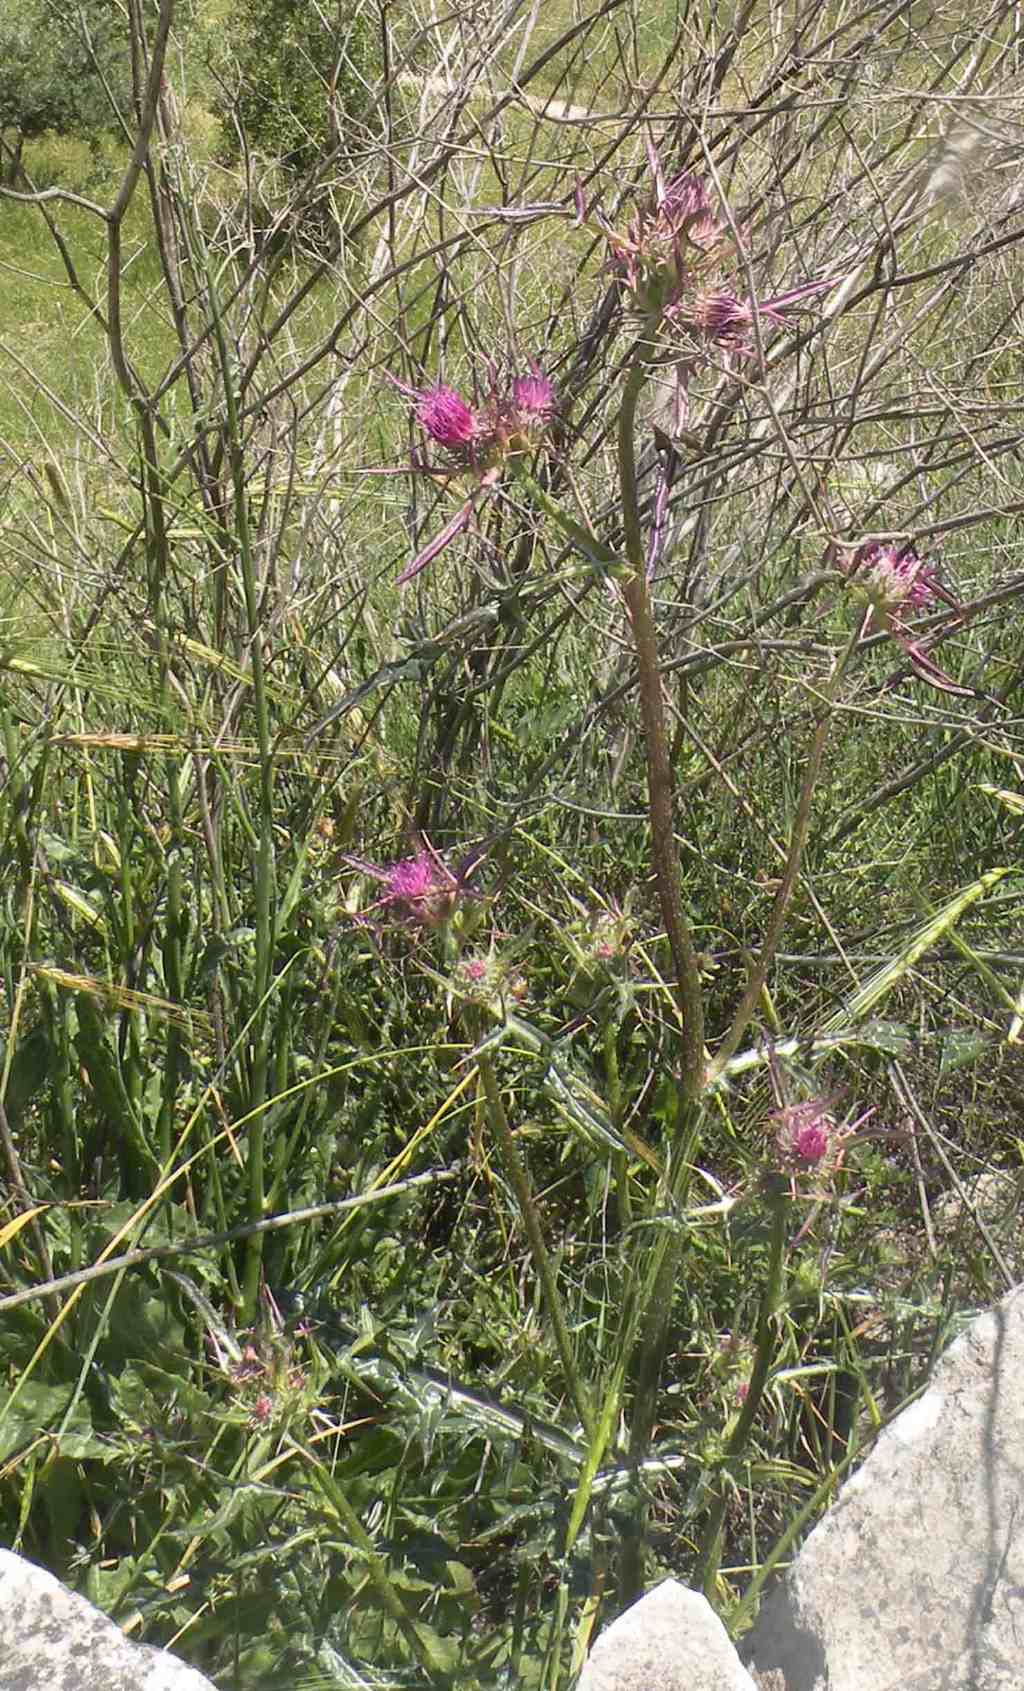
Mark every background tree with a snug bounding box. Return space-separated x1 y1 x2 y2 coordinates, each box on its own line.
217 0 378 175
0 0 133 183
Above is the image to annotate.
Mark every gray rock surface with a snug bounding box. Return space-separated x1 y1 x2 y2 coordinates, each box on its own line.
577 1577 759 1691
743 1284 1024 1691
0 1548 216 1691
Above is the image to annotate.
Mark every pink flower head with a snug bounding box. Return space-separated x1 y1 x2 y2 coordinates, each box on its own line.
843 541 935 617
597 148 728 315
658 177 724 270
640 145 720 253
415 384 479 451
386 853 439 904
658 170 713 228
679 276 839 352
838 542 973 695
482 367 557 457
381 851 455 925
342 837 490 930
509 371 555 427
684 289 756 344
768 1094 880 1198
390 364 555 583
771 1097 838 1173
792 1112 832 1164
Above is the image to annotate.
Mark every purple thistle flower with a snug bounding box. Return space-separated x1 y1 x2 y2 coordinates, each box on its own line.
387 372 482 465
390 364 554 584
595 146 729 314
370 849 458 927
791 1113 832 1164
341 835 494 930
655 175 725 270
598 134 844 350
843 540 935 616
772 1098 837 1171
342 848 457 928
386 853 441 905
840 542 976 696
415 385 479 451
768 1094 883 1211
680 276 841 350
641 138 718 244
509 371 555 426
658 170 713 227
683 290 757 344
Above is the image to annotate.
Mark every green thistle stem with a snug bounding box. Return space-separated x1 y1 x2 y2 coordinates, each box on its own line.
476 1050 595 1439
692 1191 789 1596
614 314 709 1601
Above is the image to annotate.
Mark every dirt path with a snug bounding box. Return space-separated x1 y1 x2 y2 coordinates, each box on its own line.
399 71 606 125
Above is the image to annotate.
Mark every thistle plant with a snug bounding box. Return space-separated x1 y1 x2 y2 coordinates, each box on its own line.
379 119 1007 1621
2 4 1021 1685
391 138 865 1605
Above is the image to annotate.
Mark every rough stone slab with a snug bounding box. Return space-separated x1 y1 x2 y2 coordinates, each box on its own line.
0 1549 216 1691
743 1285 1024 1691
578 1578 759 1691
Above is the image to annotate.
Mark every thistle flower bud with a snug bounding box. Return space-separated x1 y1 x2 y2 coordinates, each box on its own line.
771 1097 840 1175
457 951 527 1007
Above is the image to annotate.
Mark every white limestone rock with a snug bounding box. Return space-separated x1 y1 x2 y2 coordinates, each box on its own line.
577 1578 759 1691
0 1548 216 1691
743 1285 1024 1690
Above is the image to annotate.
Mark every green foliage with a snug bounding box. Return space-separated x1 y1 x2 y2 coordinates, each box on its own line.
0 0 132 176
218 0 377 174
